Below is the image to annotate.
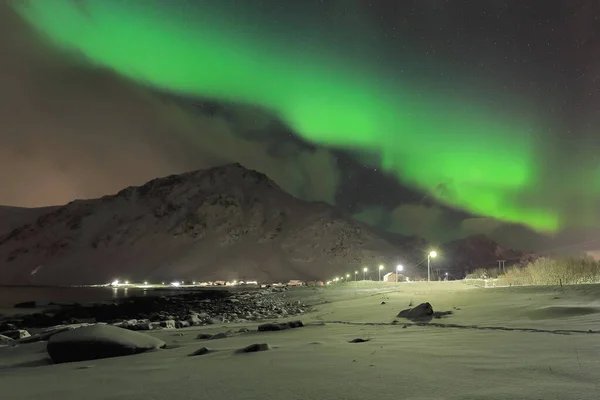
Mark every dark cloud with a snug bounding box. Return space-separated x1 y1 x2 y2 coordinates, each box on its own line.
0 4 339 207
3 1 600 258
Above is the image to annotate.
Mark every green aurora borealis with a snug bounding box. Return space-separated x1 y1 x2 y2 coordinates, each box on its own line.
12 0 596 234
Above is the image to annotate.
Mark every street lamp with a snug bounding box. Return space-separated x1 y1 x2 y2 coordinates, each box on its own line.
354 271 358 281
378 265 384 281
428 251 437 282
396 264 403 283
346 273 350 282
363 267 368 280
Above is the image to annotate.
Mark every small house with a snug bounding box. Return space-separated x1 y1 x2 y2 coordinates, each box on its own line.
383 272 394 282
383 272 406 283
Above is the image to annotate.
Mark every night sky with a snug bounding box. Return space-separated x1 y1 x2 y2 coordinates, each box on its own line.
1 0 600 253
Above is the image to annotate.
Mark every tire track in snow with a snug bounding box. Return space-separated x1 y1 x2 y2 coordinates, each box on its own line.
322 320 600 336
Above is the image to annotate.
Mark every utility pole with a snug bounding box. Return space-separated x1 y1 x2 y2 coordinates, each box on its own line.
427 256 430 282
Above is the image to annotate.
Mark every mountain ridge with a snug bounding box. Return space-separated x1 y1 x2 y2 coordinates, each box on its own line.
0 163 432 285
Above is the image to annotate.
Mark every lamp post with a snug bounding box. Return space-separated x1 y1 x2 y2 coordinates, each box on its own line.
378 265 384 281
363 267 368 280
346 273 350 282
354 271 358 281
396 264 403 283
427 251 437 282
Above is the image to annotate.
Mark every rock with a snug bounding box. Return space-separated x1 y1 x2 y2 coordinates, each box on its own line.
114 319 152 331
0 323 17 331
19 324 92 344
175 320 190 329
159 319 176 329
237 343 271 353
113 319 138 328
258 320 304 332
208 332 228 340
189 347 213 356
14 301 36 308
187 313 202 326
433 311 454 319
349 338 370 343
288 320 304 328
397 302 434 321
47 324 166 364
133 320 153 330
148 322 164 330
0 329 31 340
148 313 162 322
196 333 213 340
0 288 311 332
0 334 14 345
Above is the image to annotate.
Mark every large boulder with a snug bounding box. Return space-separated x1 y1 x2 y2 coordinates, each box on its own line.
397 302 434 321
0 334 14 346
47 324 166 364
0 329 30 340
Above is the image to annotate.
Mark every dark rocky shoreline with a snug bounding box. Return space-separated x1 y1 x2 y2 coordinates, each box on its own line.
0 286 311 342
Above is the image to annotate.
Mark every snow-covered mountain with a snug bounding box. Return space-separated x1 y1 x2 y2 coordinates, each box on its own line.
0 206 58 237
0 164 419 285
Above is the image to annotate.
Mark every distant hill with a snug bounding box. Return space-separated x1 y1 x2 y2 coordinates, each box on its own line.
441 234 524 272
0 164 421 285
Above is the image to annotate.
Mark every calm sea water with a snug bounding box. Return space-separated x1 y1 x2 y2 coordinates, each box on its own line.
0 286 186 308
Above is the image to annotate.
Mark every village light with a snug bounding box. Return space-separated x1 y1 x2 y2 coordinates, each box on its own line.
111 280 119 286
378 265 384 281
363 267 368 280
144 281 148 285
354 271 358 281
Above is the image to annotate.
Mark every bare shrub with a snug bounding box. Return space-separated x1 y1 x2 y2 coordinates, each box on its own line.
497 256 600 286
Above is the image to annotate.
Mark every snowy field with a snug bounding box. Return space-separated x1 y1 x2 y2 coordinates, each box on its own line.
1 281 600 400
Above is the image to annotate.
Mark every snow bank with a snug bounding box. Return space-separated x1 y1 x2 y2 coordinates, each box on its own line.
46 324 166 364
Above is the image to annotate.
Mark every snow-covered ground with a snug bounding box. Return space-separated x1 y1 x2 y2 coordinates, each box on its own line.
1 281 600 399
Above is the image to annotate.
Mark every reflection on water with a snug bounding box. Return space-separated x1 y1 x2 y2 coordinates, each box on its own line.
0 286 180 307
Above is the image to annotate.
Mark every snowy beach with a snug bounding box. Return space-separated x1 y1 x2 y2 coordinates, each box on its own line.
1 281 599 400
